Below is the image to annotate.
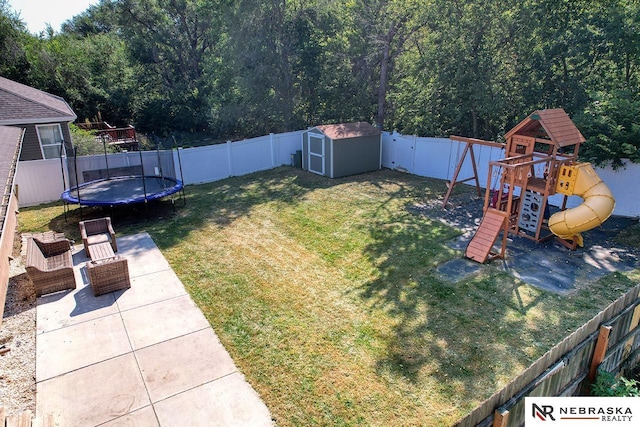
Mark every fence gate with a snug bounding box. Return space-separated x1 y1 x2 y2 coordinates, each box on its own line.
308 134 325 175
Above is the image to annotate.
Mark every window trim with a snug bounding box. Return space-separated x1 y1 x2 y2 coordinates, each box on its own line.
35 123 64 159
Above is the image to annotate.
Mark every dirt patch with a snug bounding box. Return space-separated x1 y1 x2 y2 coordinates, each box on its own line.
0 240 36 415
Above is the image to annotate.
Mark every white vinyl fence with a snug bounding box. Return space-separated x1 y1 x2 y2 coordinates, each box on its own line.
15 129 640 217
380 131 640 218
15 131 303 207
16 158 67 207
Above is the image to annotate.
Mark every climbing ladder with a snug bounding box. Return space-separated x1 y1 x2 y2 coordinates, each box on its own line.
465 209 507 263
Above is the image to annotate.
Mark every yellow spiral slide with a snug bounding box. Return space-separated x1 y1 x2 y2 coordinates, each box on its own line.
548 163 616 247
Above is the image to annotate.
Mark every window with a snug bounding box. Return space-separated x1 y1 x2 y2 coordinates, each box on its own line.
36 124 64 159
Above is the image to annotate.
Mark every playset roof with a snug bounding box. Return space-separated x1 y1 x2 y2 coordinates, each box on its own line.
504 108 585 148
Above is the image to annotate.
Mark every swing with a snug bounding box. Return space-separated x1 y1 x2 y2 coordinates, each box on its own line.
443 136 505 208
489 168 507 208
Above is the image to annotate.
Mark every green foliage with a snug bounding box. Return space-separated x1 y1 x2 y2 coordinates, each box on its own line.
114 0 225 134
592 370 640 397
69 124 116 156
3 0 640 166
0 0 31 81
391 0 517 138
575 90 640 168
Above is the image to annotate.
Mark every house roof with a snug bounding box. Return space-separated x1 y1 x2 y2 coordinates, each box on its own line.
0 76 77 125
504 108 585 147
314 122 381 140
0 126 23 235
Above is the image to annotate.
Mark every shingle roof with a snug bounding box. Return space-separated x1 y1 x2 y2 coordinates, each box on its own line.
314 122 381 140
0 125 23 235
504 108 585 147
0 76 76 125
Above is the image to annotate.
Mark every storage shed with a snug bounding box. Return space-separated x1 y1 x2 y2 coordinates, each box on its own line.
302 122 382 178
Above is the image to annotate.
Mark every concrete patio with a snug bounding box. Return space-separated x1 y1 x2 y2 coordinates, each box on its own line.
35 232 272 426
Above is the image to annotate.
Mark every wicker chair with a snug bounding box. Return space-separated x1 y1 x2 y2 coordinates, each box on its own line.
87 256 131 296
79 217 117 257
26 237 76 297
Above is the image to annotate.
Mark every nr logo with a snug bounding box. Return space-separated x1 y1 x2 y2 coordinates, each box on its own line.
532 403 556 421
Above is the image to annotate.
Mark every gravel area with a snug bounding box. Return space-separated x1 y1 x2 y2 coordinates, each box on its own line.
0 237 36 416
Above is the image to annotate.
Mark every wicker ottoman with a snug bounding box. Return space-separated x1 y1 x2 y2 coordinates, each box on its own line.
87 256 131 296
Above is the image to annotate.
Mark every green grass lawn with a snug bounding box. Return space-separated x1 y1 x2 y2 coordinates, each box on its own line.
19 167 640 426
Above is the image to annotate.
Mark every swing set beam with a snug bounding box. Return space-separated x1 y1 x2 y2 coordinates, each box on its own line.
443 136 505 208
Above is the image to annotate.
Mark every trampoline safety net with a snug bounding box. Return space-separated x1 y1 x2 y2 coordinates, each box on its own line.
62 140 184 207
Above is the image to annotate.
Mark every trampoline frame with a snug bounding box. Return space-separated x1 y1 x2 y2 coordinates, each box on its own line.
61 175 184 206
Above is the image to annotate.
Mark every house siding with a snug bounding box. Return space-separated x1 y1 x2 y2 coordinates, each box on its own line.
11 121 73 161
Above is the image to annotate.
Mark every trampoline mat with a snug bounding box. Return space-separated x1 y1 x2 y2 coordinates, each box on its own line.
62 175 183 206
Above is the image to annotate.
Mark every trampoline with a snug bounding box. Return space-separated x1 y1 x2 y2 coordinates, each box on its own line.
61 136 185 218
61 175 183 206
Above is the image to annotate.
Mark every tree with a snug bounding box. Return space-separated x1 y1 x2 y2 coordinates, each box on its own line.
2 0 637 168
575 89 640 168
389 0 519 138
0 0 31 82
345 0 430 130
61 0 119 36
223 0 296 136
116 0 225 133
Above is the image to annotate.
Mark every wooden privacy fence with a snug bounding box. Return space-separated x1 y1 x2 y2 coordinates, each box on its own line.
0 134 21 327
456 284 640 427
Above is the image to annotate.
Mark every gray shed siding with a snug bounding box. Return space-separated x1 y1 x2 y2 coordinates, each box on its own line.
302 127 381 178
331 135 381 178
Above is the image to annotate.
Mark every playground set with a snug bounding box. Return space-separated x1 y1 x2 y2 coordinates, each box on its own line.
445 108 616 264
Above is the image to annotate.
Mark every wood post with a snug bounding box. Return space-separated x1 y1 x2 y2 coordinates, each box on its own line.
443 142 474 208
588 325 612 381
444 136 504 208
623 305 640 359
493 408 509 427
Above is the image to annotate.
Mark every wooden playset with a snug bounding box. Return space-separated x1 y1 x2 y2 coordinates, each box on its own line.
447 108 615 264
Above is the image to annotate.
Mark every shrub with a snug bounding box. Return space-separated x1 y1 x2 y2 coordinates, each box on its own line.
591 370 640 397
69 124 116 156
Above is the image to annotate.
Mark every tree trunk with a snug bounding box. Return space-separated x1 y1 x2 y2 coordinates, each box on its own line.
376 40 391 130
472 110 478 138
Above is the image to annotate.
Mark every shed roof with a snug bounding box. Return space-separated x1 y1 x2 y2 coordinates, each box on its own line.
504 108 585 147
0 76 76 125
314 122 381 140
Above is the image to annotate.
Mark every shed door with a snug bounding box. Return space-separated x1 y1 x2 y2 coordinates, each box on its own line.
308 134 325 175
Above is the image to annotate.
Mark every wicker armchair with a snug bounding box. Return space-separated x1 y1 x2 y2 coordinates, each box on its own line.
26 237 76 297
79 217 117 257
87 256 130 296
